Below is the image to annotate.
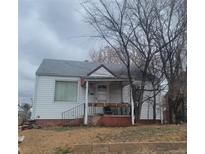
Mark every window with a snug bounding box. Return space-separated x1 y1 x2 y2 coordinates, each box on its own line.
97 85 107 92
55 81 78 102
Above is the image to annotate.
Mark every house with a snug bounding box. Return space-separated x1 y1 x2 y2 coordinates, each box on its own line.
32 59 163 127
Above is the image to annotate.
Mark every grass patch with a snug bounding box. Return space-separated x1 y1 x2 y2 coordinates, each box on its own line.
54 147 71 154
94 125 186 142
44 126 75 132
44 126 94 132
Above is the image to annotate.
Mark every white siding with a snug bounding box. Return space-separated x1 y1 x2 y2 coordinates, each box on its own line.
141 82 162 120
32 76 85 119
109 83 122 103
122 85 130 103
89 67 114 77
140 101 153 119
140 82 153 119
32 76 162 120
122 83 162 120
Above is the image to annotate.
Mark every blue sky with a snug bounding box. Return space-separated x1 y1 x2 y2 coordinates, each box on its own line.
18 0 102 102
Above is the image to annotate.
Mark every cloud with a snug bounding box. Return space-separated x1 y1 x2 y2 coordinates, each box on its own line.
18 0 101 102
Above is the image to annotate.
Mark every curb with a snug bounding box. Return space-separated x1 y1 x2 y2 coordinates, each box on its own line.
71 141 187 154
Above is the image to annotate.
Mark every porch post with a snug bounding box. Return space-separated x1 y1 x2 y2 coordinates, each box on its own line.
84 81 89 125
131 89 135 125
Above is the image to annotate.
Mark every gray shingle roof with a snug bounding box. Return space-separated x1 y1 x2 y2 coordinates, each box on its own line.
36 59 143 79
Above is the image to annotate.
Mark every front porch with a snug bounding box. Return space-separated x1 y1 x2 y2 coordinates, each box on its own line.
62 78 134 126
60 77 135 126
87 102 132 126
83 77 134 125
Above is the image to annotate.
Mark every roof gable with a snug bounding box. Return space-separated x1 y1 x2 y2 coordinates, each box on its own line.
87 65 116 77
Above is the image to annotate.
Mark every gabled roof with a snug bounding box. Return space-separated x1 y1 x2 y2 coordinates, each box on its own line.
87 64 117 78
36 59 143 79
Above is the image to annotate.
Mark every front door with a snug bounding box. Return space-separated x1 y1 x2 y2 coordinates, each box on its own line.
96 84 108 103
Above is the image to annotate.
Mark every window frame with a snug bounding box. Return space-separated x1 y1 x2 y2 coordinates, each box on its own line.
54 80 79 103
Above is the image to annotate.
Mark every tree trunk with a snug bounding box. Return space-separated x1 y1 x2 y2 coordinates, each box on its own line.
153 90 156 121
182 97 186 122
134 84 144 121
168 97 173 123
167 83 176 124
135 106 140 121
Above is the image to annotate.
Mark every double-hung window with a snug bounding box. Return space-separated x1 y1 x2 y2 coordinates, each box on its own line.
55 81 78 102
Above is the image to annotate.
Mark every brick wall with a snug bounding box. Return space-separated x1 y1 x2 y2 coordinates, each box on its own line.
35 116 161 127
135 119 161 124
35 118 84 127
96 116 132 127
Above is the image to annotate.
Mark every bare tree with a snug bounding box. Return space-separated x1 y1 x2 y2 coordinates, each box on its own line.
146 55 166 120
82 0 157 120
82 0 186 122
153 0 187 123
89 46 122 64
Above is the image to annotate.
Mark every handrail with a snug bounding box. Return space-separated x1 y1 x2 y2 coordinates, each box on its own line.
62 103 85 120
62 103 85 115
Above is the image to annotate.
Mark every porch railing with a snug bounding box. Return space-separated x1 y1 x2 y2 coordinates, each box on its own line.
62 103 131 120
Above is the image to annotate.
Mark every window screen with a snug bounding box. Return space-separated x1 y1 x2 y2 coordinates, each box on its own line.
55 81 78 102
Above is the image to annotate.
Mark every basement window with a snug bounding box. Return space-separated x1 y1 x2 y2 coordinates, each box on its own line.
55 81 78 102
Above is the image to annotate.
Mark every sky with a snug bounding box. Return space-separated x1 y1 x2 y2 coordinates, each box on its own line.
18 0 102 103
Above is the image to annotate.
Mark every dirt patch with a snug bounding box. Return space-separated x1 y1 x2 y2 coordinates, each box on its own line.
19 124 186 154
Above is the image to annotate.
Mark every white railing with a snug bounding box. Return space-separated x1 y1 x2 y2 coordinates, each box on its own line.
62 103 131 120
62 103 85 120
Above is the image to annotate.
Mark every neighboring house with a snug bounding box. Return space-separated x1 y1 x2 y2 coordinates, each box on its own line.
32 59 163 126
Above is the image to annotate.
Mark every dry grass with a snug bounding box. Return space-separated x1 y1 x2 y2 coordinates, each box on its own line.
19 124 186 154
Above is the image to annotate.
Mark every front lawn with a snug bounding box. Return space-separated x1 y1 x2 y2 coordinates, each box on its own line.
19 124 186 154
